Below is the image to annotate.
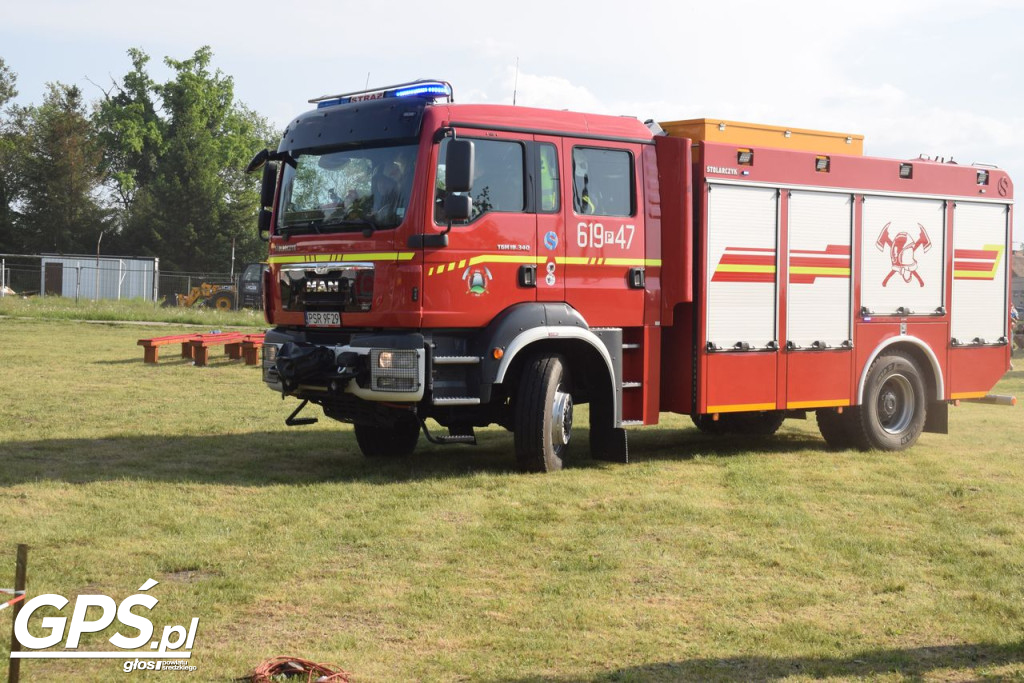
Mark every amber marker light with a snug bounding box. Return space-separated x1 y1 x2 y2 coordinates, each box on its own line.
492 348 504 360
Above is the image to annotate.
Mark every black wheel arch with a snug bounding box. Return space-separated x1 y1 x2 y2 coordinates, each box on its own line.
473 302 618 408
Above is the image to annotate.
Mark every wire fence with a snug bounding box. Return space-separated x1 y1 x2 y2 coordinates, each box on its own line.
0 254 262 309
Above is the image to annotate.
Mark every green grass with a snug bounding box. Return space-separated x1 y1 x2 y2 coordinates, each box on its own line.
1 308 1023 681
0 294 266 328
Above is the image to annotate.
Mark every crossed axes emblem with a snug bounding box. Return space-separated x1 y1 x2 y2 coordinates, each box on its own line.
875 222 932 287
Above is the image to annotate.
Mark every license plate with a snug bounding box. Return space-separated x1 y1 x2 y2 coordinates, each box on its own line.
305 311 340 327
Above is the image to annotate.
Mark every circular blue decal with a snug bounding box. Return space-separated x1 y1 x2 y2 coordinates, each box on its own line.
544 231 558 250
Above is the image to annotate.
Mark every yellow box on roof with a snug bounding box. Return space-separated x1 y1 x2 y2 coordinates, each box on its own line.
660 118 864 156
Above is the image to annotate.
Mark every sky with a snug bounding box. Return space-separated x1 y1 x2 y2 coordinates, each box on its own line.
2 0 1023 245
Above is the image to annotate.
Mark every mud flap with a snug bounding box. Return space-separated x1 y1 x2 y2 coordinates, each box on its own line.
592 427 629 463
589 385 629 463
924 400 948 434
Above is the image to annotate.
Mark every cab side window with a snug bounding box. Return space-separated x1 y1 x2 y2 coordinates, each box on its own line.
572 147 634 217
435 138 525 223
538 143 560 213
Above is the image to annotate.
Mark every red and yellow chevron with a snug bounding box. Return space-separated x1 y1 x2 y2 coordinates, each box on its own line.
711 247 776 283
712 245 851 284
789 244 851 284
953 244 1004 281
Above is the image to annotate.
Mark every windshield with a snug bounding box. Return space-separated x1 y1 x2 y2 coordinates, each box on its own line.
277 144 417 234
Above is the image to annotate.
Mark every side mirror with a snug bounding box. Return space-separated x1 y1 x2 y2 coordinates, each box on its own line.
257 209 272 241
260 161 280 209
444 194 472 222
246 149 270 174
445 139 474 193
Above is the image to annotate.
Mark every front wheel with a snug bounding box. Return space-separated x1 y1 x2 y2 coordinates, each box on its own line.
514 354 573 473
854 352 927 451
210 292 235 311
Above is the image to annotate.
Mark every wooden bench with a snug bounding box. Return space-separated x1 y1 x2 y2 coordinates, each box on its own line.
224 334 266 365
137 334 201 364
187 333 245 367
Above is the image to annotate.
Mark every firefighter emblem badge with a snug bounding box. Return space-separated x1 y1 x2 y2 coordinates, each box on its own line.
463 265 493 296
875 222 932 287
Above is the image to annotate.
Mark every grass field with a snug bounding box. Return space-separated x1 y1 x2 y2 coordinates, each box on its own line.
1 303 1023 681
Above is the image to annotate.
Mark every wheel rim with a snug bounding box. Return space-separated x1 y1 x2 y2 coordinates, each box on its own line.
877 373 915 434
215 298 231 310
550 383 573 452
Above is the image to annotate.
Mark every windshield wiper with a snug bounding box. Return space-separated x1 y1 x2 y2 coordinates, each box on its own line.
279 219 324 235
320 217 380 237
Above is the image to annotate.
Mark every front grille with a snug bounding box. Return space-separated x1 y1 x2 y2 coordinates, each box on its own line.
279 263 374 312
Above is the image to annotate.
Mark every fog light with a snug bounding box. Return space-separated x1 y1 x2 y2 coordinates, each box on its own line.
376 376 415 391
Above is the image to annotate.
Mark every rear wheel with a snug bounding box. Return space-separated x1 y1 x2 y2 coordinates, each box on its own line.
692 411 784 436
691 414 728 435
514 354 572 473
354 416 420 458
853 352 927 451
816 407 862 449
730 411 786 436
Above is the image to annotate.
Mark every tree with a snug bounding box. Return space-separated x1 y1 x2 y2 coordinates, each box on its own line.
94 48 163 214
0 57 15 108
16 83 110 254
105 47 276 272
0 57 21 251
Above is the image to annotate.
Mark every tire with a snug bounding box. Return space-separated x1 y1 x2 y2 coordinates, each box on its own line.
691 414 728 435
514 354 573 472
853 352 927 451
816 407 861 449
692 411 784 436
354 416 420 458
210 292 235 311
730 411 786 436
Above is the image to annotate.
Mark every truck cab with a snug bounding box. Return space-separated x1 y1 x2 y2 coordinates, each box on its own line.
251 80 659 469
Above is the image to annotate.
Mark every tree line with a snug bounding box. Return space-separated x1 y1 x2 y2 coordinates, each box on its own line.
0 47 277 272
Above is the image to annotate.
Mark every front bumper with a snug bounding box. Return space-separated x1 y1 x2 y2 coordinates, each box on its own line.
262 332 426 403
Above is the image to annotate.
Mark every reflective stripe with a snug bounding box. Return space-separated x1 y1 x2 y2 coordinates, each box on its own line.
951 391 988 400
265 252 664 276
705 402 777 414
268 252 415 264
787 399 850 409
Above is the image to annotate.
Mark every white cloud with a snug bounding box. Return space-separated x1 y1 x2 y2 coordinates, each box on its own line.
2 0 1022 183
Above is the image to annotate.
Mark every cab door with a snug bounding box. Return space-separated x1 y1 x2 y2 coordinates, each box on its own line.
562 143 646 327
422 133 538 328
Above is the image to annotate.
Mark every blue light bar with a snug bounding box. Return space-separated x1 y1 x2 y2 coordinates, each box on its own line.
312 80 454 108
392 82 452 99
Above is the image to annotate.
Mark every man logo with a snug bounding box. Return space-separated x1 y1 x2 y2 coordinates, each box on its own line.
306 279 340 294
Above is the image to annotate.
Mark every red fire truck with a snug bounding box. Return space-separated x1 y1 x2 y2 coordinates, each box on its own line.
247 79 1015 472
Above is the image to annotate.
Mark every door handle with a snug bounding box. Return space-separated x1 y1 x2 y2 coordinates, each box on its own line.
519 264 537 287
627 267 645 289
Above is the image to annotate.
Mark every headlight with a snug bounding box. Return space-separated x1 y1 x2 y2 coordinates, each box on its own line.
370 349 420 393
263 345 279 363
377 350 417 370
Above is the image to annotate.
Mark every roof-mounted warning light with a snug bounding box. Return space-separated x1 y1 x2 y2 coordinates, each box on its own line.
309 79 454 108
